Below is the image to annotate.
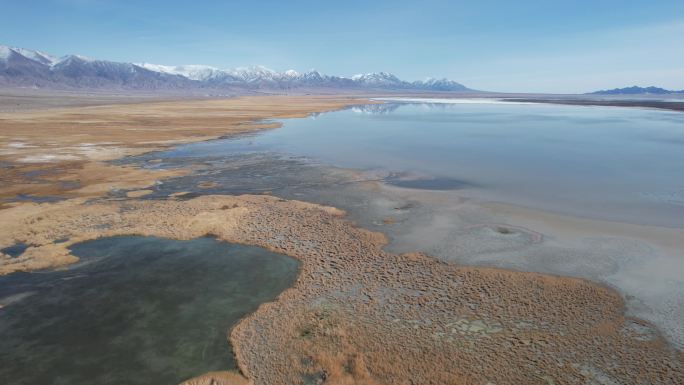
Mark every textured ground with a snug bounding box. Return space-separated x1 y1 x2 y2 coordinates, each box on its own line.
0 195 682 384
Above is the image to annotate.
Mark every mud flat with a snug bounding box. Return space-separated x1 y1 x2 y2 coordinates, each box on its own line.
351 182 684 352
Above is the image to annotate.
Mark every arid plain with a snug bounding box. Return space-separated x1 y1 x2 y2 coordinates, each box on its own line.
1 94 682 385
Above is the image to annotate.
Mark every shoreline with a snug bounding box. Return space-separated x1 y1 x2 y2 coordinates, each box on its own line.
501 97 684 112
0 95 372 207
1 95 682 384
349 179 684 350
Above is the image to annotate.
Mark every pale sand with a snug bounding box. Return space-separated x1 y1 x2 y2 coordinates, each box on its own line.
485 201 684 350
484 201 684 257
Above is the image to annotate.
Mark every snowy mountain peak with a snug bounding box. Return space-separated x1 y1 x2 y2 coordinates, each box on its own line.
231 65 276 76
13 47 58 65
136 63 221 81
415 77 467 91
0 45 11 61
351 72 402 85
54 54 93 65
302 69 323 79
0 45 58 65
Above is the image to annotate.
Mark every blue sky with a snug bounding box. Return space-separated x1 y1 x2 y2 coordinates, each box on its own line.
1 0 683 93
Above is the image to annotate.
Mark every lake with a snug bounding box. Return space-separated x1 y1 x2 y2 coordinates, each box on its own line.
165 99 684 227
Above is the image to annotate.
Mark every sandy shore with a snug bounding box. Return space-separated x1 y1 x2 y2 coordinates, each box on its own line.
1 96 682 384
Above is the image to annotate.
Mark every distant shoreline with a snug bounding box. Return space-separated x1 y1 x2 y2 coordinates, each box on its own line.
503 97 684 112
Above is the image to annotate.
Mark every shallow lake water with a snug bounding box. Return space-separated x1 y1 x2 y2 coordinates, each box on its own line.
0 236 299 385
164 100 684 227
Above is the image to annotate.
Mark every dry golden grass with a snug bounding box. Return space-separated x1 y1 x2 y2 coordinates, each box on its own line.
0 96 369 204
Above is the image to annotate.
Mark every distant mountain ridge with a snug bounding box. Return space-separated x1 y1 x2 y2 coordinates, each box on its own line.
588 86 684 95
0 44 471 93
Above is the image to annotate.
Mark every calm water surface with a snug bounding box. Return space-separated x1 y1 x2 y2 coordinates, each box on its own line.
166 101 684 227
0 236 299 385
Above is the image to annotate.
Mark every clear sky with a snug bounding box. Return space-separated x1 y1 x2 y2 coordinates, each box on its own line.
1 0 683 93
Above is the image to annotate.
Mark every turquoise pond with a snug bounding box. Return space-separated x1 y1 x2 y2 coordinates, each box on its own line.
0 236 299 385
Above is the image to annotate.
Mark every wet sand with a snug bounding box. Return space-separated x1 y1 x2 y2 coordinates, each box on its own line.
0 96 683 384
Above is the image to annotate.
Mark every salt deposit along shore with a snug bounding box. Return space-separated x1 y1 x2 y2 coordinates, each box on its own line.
0 95 682 384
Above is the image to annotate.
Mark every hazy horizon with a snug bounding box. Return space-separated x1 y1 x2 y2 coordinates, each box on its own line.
1 0 683 93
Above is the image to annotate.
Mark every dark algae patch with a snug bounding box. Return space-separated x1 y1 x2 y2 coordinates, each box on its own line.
0 236 299 385
0 242 28 258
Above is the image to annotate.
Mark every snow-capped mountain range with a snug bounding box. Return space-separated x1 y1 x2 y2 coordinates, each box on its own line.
0 44 471 93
